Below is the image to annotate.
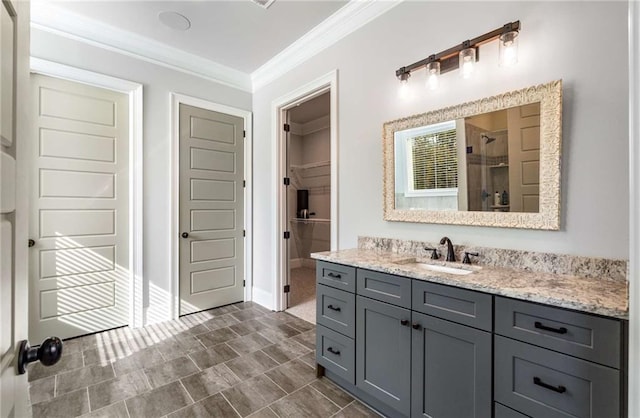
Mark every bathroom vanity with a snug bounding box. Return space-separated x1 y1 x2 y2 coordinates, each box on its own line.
313 249 628 418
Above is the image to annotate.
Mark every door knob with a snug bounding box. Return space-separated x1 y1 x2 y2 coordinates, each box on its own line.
28 239 35 247
181 232 189 238
17 337 63 375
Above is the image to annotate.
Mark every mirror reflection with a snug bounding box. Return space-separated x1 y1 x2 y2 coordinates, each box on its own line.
394 103 540 213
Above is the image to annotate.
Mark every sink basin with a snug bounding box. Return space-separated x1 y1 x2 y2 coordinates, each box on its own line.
413 263 475 275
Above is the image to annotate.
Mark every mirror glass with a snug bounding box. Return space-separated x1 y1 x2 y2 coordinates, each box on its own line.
394 103 540 213
383 80 562 230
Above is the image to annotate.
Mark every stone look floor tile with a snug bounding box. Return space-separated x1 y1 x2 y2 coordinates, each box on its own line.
310 378 353 408
189 343 239 369
258 325 301 343
56 364 115 396
222 374 287 417
125 381 192 418
83 340 134 366
196 327 239 347
229 319 268 336
61 338 84 356
29 376 55 405
332 400 382 418
111 347 164 376
204 314 240 330
231 308 266 322
28 351 84 382
265 359 316 394
153 335 205 360
292 330 316 350
270 385 340 418
144 356 199 388
261 339 311 364
298 351 317 368
247 407 279 418
227 332 274 355
82 401 129 418
168 392 240 418
88 370 150 411
181 363 241 402
225 350 279 381
31 388 89 418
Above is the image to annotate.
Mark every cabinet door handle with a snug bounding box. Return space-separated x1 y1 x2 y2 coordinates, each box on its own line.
533 377 566 394
400 319 409 326
327 347 340 355
534 321 568 334
412 323 421 330
327 304 341 312
326 272 342 279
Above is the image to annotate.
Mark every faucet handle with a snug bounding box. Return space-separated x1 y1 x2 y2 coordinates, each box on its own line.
462 251 479 264
424 247 439 260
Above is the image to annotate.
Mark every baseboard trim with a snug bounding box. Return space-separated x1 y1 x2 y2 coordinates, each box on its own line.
252 287 274 311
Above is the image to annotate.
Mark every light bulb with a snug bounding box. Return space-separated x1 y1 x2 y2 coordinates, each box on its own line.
426 61 440 91
397 72 411 99
459 48 476 79
499 31 519 67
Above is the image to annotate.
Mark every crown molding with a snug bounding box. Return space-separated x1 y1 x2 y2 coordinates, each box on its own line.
251 0 403 92
31 2 252 92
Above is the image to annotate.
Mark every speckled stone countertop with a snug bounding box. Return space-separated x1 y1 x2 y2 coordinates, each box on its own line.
311 248 629 320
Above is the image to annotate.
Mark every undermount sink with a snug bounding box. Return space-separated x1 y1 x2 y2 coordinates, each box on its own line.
394 258 478 275
414 263 475 275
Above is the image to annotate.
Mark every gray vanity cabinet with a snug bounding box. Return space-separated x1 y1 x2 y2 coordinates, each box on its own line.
411 311 492 418
356 295 412 416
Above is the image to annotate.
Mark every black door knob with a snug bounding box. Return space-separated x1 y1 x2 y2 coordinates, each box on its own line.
17 337 63 375
412 323 421 330
400 319 409 326
28 239 35 247
181 232 189 238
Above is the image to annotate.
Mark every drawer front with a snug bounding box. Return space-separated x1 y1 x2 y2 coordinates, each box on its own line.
316 261 356 293
495 297 621 368
316 325 355 384
316 284 355 338
494 403 530 418
412 280 493 331
495 336 620 418
356 269 411 308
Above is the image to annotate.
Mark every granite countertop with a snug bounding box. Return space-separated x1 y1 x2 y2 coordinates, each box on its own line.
311 248 629 320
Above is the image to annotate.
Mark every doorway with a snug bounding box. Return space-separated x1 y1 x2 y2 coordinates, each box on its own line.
274 71 338 319
285 92 331 322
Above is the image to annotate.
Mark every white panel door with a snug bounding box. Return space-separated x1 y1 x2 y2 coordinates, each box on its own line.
179 104 244 315
30 74 129 342
1 0 28 416
508 103 541 212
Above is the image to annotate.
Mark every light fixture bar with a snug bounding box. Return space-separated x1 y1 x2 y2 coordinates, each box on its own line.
395 21 520 79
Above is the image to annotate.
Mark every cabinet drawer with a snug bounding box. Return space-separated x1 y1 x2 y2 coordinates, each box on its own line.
495 336 620 418
316 261 356 293
356 269 411 308
316 325 355 385
316 284 355 338
495 297 621 368
412 280 493 331
494 403 530 418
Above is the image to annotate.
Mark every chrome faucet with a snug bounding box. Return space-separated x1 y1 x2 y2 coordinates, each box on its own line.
439 236 456 262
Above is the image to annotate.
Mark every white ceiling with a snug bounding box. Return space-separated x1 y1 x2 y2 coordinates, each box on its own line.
43 0 348 74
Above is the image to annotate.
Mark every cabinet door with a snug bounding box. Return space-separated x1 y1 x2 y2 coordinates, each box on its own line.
356 296 411 416
411 312 492 418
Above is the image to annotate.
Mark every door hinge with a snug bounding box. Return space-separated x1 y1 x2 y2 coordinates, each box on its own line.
283 123 290 132
243 180 246 188
243 130 246 138
284 231 290 239
243 280 246 287
243 230 246 237
284 285 290 293
283 177 290 186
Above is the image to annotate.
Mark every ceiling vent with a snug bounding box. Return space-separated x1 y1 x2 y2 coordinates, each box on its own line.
250 0 275 9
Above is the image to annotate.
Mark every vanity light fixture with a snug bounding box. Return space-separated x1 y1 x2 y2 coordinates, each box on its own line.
395 21 520 89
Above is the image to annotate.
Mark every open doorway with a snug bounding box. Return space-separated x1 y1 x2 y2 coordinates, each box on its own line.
284 92 331 322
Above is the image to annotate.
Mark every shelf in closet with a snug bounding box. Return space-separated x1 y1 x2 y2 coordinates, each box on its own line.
488 164 509 168
290 218 331 223
290 160 331 170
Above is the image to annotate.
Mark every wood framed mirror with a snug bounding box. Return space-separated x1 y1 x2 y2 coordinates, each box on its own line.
383 80 562 229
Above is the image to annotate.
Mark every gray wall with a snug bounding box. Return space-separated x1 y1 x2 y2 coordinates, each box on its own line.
252 2 628 305
31 28 252 323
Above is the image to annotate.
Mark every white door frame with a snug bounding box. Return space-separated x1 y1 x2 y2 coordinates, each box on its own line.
29 58 145 328
272 70 339 312
628 1 639 416
170 93 253 319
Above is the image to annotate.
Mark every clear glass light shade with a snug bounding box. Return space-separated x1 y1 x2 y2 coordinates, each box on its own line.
459 48 476 79
398 73 411 99
499 31 519 67
426 61 440 90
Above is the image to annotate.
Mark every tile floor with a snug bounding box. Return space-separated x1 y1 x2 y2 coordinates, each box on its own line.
27 301 379 418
